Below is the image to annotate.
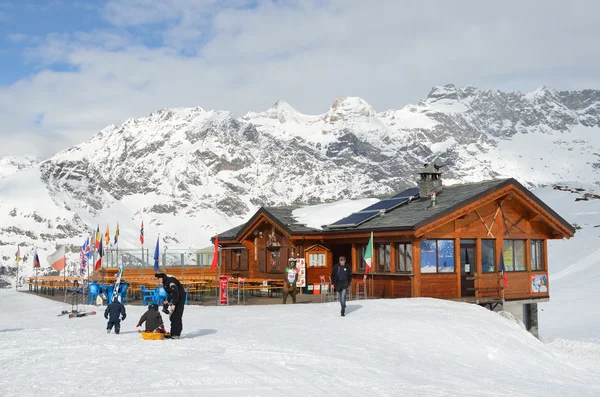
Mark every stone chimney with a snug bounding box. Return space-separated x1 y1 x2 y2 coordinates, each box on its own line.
418 163 443 198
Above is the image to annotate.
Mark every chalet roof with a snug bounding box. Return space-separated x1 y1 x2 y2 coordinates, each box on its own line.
337 179 511 231
214 177 576 241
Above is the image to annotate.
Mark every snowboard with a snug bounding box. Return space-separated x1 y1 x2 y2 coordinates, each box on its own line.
69 311 97 318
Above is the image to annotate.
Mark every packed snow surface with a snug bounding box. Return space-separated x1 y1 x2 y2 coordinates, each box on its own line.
1 290 599 396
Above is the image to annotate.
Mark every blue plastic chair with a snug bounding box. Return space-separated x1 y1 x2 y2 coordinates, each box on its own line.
156 286 168 305
118 282 130 304
140 285 156 306
106 285 114 304
184 286 191 305
87 282 100 304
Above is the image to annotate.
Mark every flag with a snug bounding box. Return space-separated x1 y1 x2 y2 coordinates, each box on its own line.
364 232 373 273
114 223 119 245
105 224 110 246
153 236 160 272
15 246 21 264
140 221 144 245
47 246 66 272
80 238 90 275
498 251 508 288
95 225 101 250
210 234 219 270
94 239 103 271
33 250 40 268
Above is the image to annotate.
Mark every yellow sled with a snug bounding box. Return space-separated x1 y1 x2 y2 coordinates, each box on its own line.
140 331 169 340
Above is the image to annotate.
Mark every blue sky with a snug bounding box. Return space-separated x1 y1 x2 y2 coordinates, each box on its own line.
1 0 599 158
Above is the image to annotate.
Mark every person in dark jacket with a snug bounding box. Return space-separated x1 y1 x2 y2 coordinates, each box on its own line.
136 303 165 333
155 273 186 339
104 297 126 334
331 256 352 316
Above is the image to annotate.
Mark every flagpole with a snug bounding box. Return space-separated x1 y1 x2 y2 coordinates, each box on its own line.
35 250 38 294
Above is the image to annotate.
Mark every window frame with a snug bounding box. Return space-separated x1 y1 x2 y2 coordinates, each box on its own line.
356 244 366 272
530 240 544 271
376 243 391 273
481 239 496 273
420 239 456 274
395 242 413 273
503 239 526 272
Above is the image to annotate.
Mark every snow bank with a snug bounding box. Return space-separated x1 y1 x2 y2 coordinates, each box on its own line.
1 290 598 396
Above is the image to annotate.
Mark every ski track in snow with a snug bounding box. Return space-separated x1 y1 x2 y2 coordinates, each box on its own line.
1 290 599 397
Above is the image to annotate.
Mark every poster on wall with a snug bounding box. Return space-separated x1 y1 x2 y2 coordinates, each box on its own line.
296 257 306 288
531 274 548 293
308 253 326 267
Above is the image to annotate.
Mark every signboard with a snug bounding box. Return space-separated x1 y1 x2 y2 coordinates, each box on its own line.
296 257 306 288
308 253 326 267
531 274 548 293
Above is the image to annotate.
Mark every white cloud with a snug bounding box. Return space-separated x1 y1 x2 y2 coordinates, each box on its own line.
1 0 600 158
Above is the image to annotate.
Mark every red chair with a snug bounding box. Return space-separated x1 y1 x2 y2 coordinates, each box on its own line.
355 274 368 299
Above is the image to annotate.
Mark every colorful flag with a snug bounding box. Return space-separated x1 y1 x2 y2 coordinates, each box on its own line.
33 250 40 268
15 246 21 264
364 232 373 273
498 251 508 288
95 225 101 250
140 221 144 245
105 224 110 246
153 236 160 272
94 239 103 271
210 234 219 270
47 246 66 272
80 238 90 275
114 223 119 245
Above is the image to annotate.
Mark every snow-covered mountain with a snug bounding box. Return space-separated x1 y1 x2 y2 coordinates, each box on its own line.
3 84 600 280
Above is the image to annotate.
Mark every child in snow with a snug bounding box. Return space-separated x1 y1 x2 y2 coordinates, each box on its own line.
105 297 127 334
136 303 166 333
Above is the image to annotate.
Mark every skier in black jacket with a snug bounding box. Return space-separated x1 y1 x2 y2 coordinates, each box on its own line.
104 297 126 334
155 273 186 339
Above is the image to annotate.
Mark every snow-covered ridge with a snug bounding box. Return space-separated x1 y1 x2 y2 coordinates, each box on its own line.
2 85 600 280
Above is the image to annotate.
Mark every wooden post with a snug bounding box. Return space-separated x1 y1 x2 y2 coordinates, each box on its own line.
412 239 421 297
455 237 461 299
475 238 482 301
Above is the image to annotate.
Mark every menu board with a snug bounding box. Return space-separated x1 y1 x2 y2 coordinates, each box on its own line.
308 253 326 267
296 257 306 288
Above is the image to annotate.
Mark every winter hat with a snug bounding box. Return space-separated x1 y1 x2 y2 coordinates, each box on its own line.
339 256 346 261
154 273 166 279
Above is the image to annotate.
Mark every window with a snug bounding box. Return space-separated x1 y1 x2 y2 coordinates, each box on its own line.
232 250 242 270
531 240 544 271
356 245 366 271
503 240 526 271
482 240 496 273
269 249 281 272
396 243 412 273
420 240 455 273
377 243 391 272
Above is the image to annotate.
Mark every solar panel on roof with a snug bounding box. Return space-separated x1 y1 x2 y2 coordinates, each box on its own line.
391 187 419 199
328 211 380 228
360 197 408 212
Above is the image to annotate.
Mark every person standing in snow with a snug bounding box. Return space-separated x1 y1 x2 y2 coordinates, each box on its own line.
282 258 299 304
104 296 126 334
155 273 186 339
331 256 352 316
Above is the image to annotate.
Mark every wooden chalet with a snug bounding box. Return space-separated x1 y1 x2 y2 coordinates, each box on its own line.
214 165 575 335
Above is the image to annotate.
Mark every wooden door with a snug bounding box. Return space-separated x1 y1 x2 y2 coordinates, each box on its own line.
460 239 476 297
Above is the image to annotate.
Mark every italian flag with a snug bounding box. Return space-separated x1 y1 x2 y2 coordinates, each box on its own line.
364 232 373 273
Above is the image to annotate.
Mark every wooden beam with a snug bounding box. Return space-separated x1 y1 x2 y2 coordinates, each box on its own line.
505 215 527 236
475 209 495 238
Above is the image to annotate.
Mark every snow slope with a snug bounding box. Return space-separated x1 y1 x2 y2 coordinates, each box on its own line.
534 184 600 341
1 289 599 397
